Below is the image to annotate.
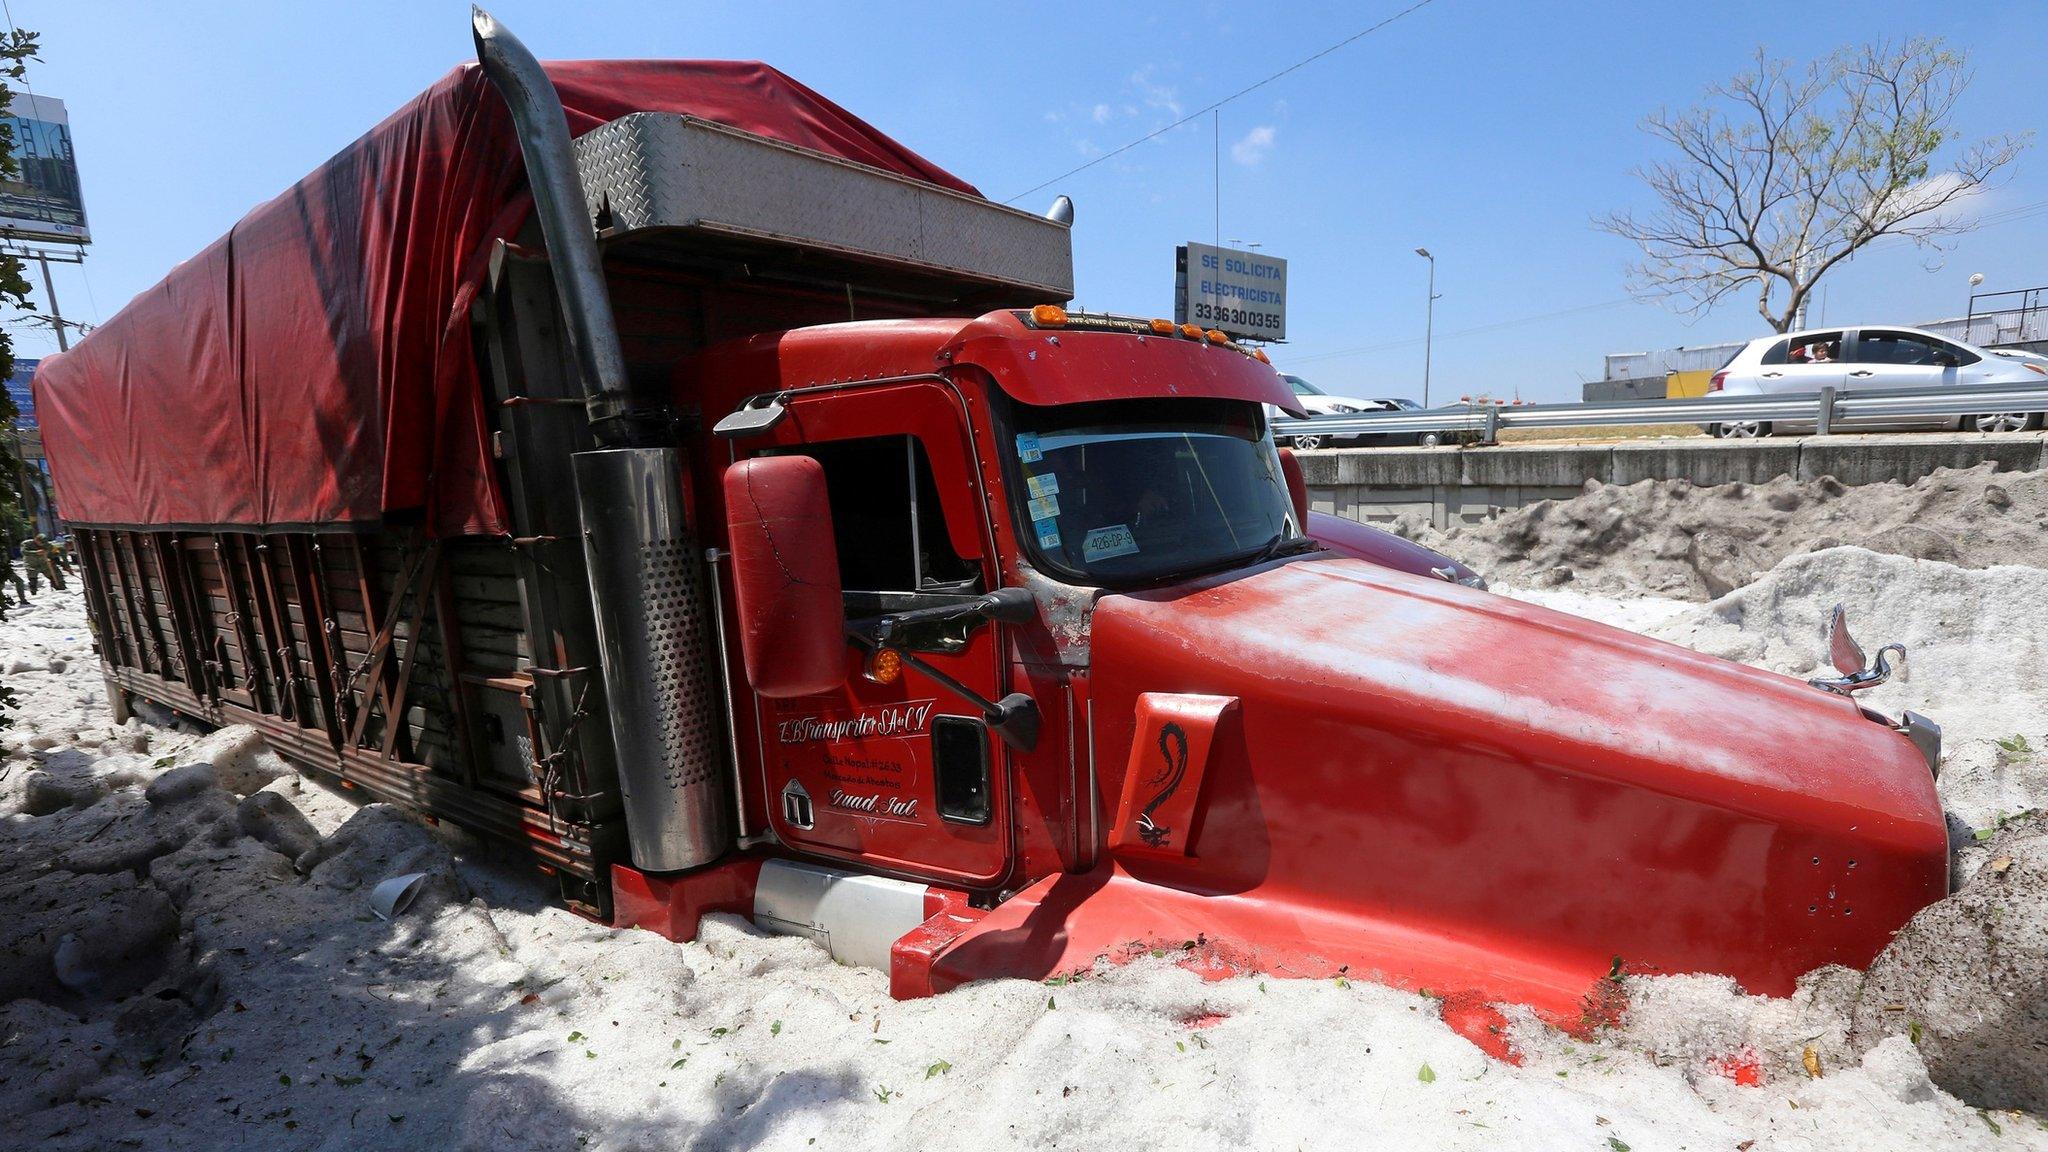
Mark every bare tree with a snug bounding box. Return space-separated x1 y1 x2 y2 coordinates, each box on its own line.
1600 38 2027 333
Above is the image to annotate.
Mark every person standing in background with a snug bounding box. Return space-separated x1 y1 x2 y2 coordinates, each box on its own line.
22 534 62 593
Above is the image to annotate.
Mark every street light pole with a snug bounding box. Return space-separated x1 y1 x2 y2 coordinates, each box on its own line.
1414 247 1437 408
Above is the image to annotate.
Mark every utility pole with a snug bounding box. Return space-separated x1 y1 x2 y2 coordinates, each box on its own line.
2 241 88 350
1790 249 1809 332
1415 248 1438 408
34 251 69 351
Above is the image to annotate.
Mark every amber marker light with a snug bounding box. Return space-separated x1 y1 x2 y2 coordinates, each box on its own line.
1031 304 1069 327
1205 329 1227 344
864 647 903 685
1149 318 1176 335
1179 323 1204 339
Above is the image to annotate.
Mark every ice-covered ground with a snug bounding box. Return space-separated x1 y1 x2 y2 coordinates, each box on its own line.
2 555 2044 1151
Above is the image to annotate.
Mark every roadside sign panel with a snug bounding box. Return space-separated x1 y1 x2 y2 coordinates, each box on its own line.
6 358 37 429
1175 241 1285 342
0 94 89 244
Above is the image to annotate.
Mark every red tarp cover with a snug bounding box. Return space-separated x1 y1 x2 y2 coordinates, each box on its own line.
33 61 977 535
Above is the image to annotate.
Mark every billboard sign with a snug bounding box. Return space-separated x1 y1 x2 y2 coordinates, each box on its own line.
0 94 89 244
1174 241 1286 342
7 357 37 431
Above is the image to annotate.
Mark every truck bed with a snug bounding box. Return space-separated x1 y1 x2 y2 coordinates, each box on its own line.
75 525 625 915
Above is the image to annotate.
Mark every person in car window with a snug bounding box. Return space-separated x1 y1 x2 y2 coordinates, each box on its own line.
1810 340 1835 362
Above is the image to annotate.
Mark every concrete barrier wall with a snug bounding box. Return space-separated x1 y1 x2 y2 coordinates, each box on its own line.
1298 432 2048 529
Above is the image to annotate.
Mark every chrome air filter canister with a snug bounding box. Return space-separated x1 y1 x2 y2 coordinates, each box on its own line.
574 446 733 872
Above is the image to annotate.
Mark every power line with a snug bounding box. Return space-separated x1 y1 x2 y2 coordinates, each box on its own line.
1966 195 2048 228
1002 0 1444 205
0 0 30 100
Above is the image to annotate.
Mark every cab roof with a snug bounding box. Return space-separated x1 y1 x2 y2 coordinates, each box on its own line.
682 309 1305 416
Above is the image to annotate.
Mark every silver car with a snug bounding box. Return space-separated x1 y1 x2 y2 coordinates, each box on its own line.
1269 375 1376 450
1705 325 2047 437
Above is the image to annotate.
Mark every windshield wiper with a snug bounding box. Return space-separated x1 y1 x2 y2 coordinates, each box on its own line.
1122 532 1320 587
1246 532 1321 566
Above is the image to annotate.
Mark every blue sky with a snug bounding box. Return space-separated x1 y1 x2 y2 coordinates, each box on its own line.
16 0 2048 401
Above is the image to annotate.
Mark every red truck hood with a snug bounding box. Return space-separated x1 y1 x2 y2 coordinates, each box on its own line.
1081 555 1947 1004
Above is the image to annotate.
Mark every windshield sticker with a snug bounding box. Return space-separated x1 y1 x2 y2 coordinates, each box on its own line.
1026 472 1060 498
1036 524 1062 550
1028 494 1060 522
1014 432 1043 463
1082 523 1139 562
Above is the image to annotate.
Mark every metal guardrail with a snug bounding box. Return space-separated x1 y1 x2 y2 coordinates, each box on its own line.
1276 379 2048 442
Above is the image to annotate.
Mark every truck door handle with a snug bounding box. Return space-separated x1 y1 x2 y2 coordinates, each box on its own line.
1849 370 1875 377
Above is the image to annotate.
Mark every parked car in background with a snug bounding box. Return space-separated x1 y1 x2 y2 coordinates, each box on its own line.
1271 378 1443 448
1363 397 1446 446
1269 375 1375 449
1704 326 2048 437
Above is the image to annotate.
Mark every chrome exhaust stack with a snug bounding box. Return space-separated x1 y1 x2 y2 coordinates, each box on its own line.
472 7 732 873
470 6 643 447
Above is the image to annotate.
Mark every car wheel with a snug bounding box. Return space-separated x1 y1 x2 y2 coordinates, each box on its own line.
1419 431 1442 447
1293 434 1325 451
1712 421 1768 439
1971 411 2041 433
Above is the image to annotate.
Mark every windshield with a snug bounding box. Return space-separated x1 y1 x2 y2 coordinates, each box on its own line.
1004 397 1296 587
1283 374 1325 397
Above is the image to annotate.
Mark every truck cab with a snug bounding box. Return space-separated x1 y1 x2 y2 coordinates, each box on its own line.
686 309 1306 895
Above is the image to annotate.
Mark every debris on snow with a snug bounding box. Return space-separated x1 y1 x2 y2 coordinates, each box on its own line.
1852 813 2048 1114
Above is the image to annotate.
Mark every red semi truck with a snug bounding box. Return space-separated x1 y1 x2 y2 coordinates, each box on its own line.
34 13 1948 1040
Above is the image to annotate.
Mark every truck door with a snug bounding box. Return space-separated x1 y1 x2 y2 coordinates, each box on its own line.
742 381 1014 889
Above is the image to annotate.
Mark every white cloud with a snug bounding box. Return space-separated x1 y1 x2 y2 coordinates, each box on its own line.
1091 103 1112 124
1881 171 1985 225
1231 125 1277 166
1129 68 1182 118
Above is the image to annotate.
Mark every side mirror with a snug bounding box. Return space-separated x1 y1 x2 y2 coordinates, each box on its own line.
1276 447 1310 530
722 456 846 698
